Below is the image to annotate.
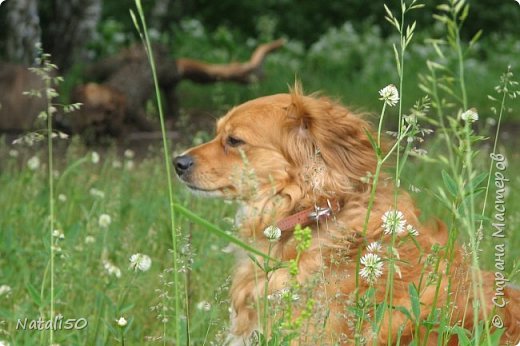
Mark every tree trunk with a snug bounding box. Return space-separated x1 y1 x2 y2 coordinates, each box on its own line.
4 0 42 64
45 0 101 70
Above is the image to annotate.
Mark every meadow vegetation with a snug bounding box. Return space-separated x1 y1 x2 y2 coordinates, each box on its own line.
0 0 519 345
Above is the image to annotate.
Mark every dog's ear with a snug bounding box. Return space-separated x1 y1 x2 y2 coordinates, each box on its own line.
284 82 378 184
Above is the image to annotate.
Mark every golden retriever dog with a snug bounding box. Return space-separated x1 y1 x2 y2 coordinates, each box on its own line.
174 84 520 345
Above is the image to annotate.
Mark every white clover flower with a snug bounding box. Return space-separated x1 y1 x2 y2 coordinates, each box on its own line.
116 317 127 327
103 260 121 278
0 285 12 296
125 160 135 170
196 300 212 311
461 109 479 123
89 188 105 199
263 225 282 242
0 340 10 346
379 84 400 107
58 194 67 202
112 160 122 169
8 149 19 158
486 117 497 126
381 210 407 235
366 241 382 253
124 149 135 159
406 224 419 236
85 235 95 244
91 151 100 164
129 253 152 272
52 230 65 239
27 156 40 170
98 214 111 228
359 253 384 284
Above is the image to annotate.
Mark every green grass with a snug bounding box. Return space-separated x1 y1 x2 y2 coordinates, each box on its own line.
1 1 520 344
0 129 518 345
0 142 239 344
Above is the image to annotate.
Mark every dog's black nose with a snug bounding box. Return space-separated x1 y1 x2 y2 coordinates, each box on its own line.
174 155 194 176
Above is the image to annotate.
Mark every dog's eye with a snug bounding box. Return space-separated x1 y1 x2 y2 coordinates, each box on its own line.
226 136 245 147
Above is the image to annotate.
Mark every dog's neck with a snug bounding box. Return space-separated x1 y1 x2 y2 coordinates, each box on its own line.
234 190 342 240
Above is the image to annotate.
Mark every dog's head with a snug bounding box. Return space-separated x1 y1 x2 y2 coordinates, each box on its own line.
175 84 378 202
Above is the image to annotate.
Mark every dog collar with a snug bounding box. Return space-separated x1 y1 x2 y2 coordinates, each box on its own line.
274 199 341 232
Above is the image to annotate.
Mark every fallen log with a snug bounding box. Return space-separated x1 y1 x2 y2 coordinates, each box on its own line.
0 39 285 140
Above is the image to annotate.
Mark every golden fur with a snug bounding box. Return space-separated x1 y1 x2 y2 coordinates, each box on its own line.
177 85 520 345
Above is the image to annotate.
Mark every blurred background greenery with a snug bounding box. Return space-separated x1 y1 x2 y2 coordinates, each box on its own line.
1 0 519 126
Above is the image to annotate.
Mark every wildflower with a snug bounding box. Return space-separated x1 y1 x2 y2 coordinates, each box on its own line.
486 117 497 127
8 149 18 158
0 340 10 346
116 317 127 327
124 149 135 159
291 293 300 301
406 224 419 236
129 253 152 272
379 84 400 107
103 260 121 278
221 244 235 253
196 300 212 311
381 210 406 235
52 230 65 239
411 148 428 156
112 160 122 168
125 160 135 170
27 156 40 170
263 225 282 242
89 188 105 199
91 151 100 164
85 236 95 244
359 253 384 284
98 214 111 228
409 185 421 193
366 241 382 253
461 109 479 123
0 285 12 296
58 194 67 202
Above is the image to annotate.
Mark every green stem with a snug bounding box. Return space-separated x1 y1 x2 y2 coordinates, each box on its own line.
45 62 55 346
377 103 387 148
462 124 492 345
262 244 273 343
479 67 509 231
131 2 181 343
387 4 407 344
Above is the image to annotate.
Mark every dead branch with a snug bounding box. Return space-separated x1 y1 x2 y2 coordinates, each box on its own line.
176 38 285 84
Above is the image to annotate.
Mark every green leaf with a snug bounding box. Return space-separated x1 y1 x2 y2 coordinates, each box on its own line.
442 170 458 197
436 4 451 12
459 4 470 22
485 328 505 345
393 44 401 77
383 4 394 19
469 29 483 47
394 305 413 321
26 282 42 307
174 203 276 261
433 14 449 24
375 302 386 324
450 325 471 345
364 129 381 157
464 172 487 193
454 0 465 16
408 284 420 320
